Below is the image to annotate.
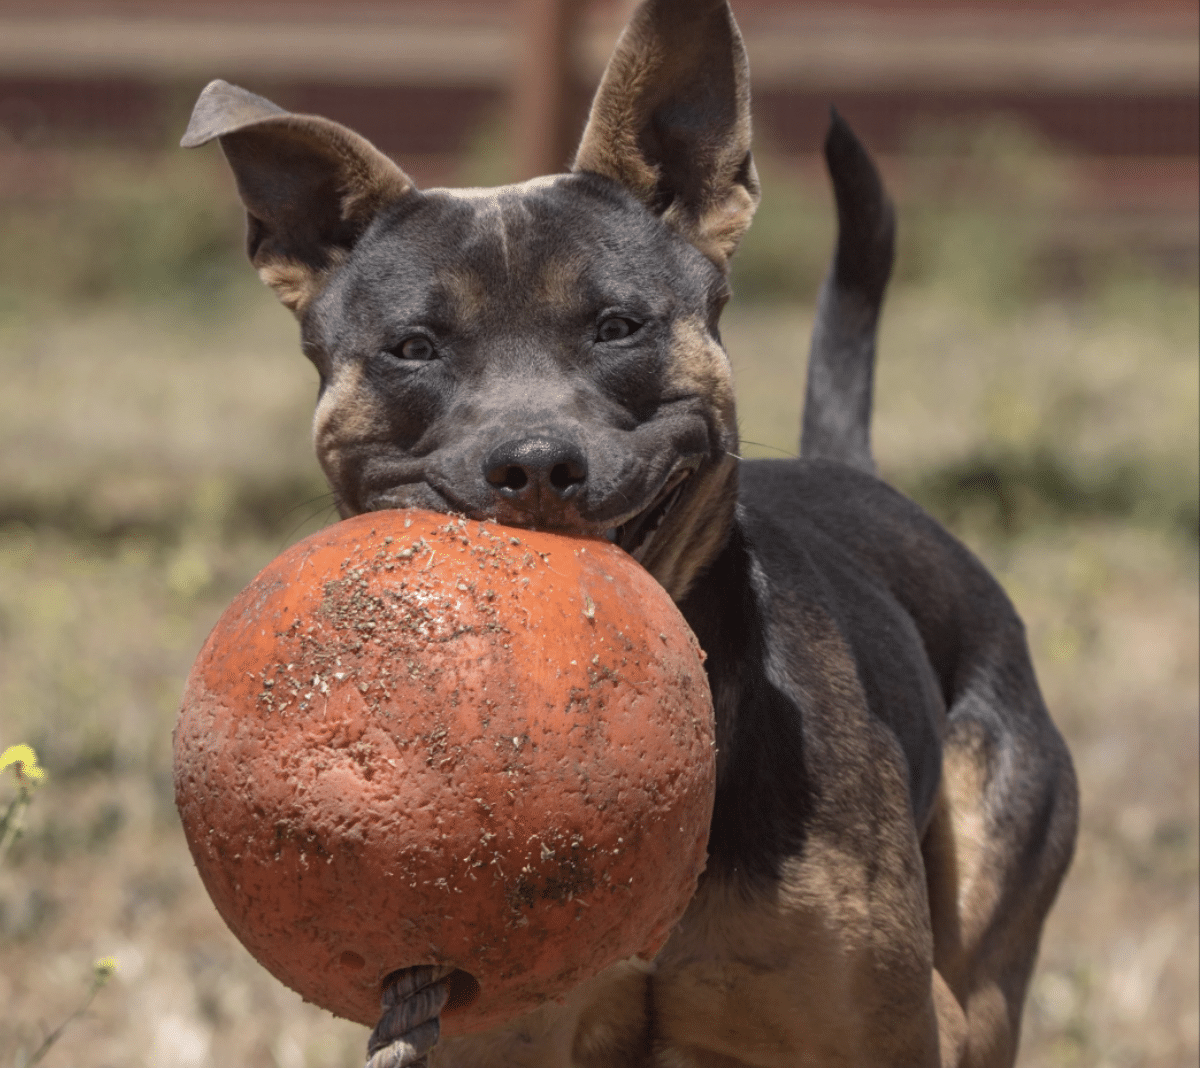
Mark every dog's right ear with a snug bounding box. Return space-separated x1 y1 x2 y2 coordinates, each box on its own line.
182 80 414 313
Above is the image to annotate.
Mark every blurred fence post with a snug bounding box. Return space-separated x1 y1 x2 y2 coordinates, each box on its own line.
514 0 587 180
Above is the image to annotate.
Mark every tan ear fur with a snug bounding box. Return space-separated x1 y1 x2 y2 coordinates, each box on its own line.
572 0 759 268
182 80 414 313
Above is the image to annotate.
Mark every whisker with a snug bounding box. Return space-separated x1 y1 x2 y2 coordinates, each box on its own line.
738 439 799 459
279 496 338 549
277 490 337 523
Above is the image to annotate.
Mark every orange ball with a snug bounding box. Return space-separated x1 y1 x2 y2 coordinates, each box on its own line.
174 510 714 1034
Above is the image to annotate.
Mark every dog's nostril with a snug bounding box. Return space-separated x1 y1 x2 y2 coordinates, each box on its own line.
497 466 528 491
550 461 586 491
485 464 531 491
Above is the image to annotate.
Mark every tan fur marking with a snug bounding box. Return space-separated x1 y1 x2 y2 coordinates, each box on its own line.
653 850 941 1066
573 12 664 203
941 725 1002 952
312 362 383 506
535 253 588 312
644 460 737 604
257 261 314 312
639 317 738 601
258 248 348 314
438 266 489 331
924 721 1042 1066
663 317 737 433
665 180 759 266
924 783 969 993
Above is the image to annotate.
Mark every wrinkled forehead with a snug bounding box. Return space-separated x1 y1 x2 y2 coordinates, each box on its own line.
328 173 720 326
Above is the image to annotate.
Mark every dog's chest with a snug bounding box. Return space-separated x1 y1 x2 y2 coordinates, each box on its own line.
644 857 935 1066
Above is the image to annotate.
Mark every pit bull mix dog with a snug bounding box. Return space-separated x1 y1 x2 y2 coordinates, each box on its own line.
182 1 1077 1064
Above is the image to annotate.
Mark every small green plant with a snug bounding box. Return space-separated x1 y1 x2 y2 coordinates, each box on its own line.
2 746 118 1067
0 745 45 863
16 958 119 1068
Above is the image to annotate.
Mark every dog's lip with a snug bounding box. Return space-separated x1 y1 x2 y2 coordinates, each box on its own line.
605 467 693 562
363 478 471 519
359 468 694 557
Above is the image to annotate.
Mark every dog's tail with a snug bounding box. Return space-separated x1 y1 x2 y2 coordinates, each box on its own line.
799 111 895 476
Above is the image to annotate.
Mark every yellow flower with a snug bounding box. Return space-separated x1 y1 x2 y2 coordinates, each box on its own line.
1 744 45 784
93 957 118 981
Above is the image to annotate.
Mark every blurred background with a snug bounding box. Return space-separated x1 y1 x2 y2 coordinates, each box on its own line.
0 1 1196 1065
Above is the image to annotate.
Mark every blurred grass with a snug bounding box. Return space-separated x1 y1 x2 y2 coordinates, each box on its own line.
0 146 246 318
0 122 1196 1067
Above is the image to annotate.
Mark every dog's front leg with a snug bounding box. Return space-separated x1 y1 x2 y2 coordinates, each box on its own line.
366 966 452 1068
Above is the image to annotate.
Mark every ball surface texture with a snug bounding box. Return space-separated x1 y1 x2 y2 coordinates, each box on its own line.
174 510 714 1033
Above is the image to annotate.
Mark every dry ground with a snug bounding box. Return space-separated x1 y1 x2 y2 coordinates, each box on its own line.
0 145 1196 1067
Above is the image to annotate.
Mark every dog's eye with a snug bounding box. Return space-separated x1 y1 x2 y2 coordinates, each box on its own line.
389 336 436 362
596 317 640 343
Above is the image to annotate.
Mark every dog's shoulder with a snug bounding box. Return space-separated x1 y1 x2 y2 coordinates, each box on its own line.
731 457 1035 825
732 455 1071 823
739 456 1027 674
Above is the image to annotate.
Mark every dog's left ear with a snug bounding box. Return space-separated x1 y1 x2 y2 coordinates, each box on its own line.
573 0 759 269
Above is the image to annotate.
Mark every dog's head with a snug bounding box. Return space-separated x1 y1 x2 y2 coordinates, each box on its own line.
184 0 758 601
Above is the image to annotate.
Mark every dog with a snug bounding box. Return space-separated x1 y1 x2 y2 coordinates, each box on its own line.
182 1 1078 1064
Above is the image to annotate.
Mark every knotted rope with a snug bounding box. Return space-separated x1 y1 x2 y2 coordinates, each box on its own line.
365 966 453 1068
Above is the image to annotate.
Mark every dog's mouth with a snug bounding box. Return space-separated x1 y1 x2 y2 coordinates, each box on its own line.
605 469 692 562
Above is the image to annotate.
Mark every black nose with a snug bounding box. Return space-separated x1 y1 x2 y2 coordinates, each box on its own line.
483 437 588 501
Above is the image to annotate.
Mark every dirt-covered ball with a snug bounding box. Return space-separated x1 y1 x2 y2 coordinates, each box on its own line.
174 510 715 1033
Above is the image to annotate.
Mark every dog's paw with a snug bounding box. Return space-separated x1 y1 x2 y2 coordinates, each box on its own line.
365 965 452 1068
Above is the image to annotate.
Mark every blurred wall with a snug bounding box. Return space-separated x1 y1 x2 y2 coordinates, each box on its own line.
0 0 1196 241
0 2 1195 154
